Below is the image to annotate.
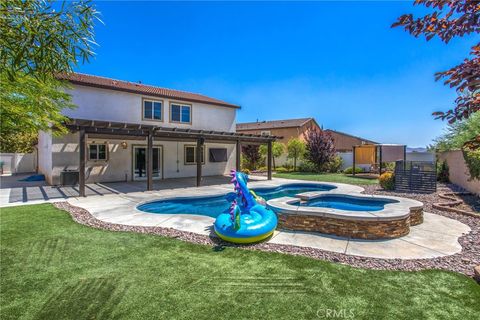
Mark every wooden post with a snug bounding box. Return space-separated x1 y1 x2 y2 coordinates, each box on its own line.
196 138 203 187
378 145 382 175
267 141 272 180
352 146 356 176
147 129 153 191
79 129 86 197
236 140 241 171
403 145 407 162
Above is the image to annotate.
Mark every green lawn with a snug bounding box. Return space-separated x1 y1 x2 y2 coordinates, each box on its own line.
274 172 379 185
1 204 479 320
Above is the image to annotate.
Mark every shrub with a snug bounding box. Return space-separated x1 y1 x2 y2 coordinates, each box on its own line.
379 172 395 190
241 145 261 170
326 155 343 173
304 128 336 172
298 161 317 172
437 160 449 183
275 167 290 173
343 166 363 174
242 168 251 175
463 148 480 181
382 162 395 172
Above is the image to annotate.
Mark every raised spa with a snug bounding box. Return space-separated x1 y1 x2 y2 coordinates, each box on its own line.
267 193 424 240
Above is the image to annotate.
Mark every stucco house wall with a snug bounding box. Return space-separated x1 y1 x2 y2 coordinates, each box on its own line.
38 79 239 185
65 85 237 132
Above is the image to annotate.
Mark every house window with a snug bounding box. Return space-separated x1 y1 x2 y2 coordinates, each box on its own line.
261 130 271 136
209 148 228 162
143 99 162 120
171 103 191 123
184 145 204 165
88 144 107 161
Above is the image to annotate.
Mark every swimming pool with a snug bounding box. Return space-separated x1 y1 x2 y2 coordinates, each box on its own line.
137 183 335 217
300 195 398 211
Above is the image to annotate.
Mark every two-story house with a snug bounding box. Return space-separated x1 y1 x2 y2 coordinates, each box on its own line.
37 73 276 195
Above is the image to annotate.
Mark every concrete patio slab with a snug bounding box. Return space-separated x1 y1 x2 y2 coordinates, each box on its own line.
270 230 349 253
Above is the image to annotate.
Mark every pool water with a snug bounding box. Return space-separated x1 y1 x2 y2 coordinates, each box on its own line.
300 195 398 211
137 183 335 217
253 183 335 200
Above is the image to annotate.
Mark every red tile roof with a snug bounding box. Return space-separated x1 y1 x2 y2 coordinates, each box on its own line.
59 72 240 108
236 118 314 131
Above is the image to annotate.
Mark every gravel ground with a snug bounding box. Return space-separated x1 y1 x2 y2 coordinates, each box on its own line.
54 184 480 278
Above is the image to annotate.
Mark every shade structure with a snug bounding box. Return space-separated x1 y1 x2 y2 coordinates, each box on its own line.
354 145 376 164
381 145 406 162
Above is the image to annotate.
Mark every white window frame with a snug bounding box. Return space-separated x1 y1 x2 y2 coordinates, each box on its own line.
170 103 192 124
88 144 108 161
261 130 271 136
184 145 205 165
143 98 163 121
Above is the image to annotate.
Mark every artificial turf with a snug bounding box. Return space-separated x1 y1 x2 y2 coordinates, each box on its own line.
1 204 479 319
274 172 379 185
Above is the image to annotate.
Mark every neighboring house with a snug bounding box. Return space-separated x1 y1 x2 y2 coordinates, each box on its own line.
236 118 320 143
38 73 275 190
236 118 320 166
324 129 378 152
323 130 378 170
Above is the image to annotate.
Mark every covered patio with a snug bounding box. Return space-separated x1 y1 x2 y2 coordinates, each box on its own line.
0 173 269 206
66 118 280 197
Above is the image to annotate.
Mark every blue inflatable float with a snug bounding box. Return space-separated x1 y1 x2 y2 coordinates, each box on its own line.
214 170 277 244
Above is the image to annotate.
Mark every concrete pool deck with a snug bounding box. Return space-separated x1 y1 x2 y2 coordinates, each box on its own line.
64 177 471 260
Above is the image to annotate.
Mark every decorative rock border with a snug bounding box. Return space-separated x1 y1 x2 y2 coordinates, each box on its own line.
268 193 424 239
433 192 479 218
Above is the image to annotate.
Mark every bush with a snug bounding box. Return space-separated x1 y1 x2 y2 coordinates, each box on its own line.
275 167 290 173
241 168 251 175
343 166 363 174
379 172 395 190
298 161 317 172
325 156 343 173
437 160 449 183
382 162 395 172
463 147 480 181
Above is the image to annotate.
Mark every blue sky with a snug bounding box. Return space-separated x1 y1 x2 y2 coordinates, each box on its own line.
76 1 474 147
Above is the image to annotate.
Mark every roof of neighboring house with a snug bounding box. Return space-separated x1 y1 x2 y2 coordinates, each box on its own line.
236 118 315 131
324 129 378 144
59 72 240 109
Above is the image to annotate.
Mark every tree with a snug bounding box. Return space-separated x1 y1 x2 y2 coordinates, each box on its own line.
260 142 285 170
241 145 262 170
392 1 479 123
431 111 480 151
0 132 37 153
0 0 101 138
304 128 336 172
286 138 306 171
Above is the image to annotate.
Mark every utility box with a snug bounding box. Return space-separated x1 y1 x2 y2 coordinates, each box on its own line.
60 170 79 186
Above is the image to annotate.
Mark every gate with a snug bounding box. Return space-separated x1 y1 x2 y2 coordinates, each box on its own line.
394 160 436 193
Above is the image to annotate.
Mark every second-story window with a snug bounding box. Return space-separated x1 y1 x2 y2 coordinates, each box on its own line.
143 99 162 120
170 103 191 124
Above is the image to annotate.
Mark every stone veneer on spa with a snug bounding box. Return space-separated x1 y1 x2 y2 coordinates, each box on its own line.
268 193 424 240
